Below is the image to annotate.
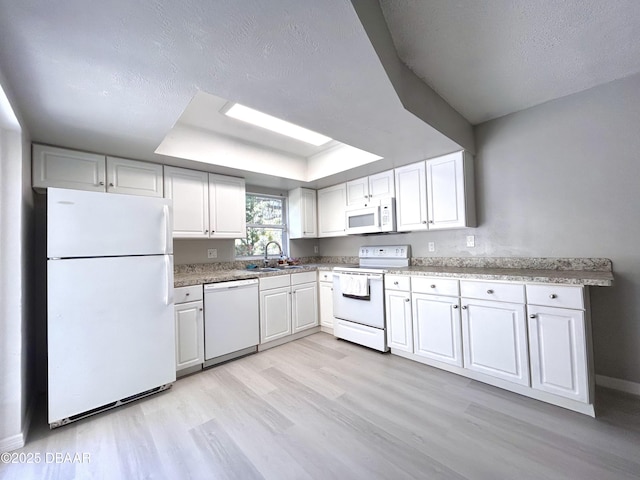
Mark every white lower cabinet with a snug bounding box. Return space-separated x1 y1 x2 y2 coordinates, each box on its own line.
174 286 204 372
528 303 588 402
461 298 530 386
385 289 413 352
260 286 292 343
318 273 334 331
259 272 318 346
413 293 462 367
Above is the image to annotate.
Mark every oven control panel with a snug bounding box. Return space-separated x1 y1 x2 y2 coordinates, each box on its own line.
359 245 410 259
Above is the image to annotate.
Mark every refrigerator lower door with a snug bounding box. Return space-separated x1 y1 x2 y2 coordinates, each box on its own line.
47 255 175 424
47 188 173 258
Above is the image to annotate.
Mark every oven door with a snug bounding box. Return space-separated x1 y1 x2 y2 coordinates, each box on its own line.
333 272 384 328
345 205 381 235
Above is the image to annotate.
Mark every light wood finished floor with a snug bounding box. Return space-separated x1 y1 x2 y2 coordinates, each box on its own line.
2 332 640 480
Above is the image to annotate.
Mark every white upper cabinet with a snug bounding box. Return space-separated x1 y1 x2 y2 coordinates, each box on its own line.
106 156 163 197
426 151 476 229
395 151 476 232
395 161 428 232
208 173 246 238
33 144 106 192
346 170 395 206
288 187 317 239
164 166 210 238
317 183 347 237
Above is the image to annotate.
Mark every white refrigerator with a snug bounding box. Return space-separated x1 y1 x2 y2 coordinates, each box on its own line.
47 188 176 427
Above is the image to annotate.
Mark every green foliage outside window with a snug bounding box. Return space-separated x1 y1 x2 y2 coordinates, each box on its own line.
235 194 287 257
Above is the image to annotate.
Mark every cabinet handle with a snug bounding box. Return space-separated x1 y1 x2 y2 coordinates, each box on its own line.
429 220 434 224
487 289 494 294
185 293 190 296
422 221 427 224
405 298 410 302
98 181 105 186
204 230 208 234
199 308 203 311
430 284 436 289
393 281 399 285
452 305 459 309
529 314 536 318
109 182 114 187
461 305 467 310
549 294 557 299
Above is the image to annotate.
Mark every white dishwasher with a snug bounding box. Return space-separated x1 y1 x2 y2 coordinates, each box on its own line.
203 279 260 367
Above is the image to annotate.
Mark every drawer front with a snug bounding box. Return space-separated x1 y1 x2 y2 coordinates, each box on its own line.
412 277 459 296
291 271 317 286
318 270 332 283
526 284 584 310
174 285 203 304
260 274 291 290
460 280 525 303
385 275 411 291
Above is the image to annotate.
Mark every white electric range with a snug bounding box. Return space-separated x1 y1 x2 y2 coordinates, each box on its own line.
332 245 411 351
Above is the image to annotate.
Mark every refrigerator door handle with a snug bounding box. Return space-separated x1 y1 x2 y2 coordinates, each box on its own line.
163 205 171 254
164 255 174 305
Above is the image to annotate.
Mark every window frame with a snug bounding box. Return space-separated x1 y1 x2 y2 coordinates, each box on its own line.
234 192 289 260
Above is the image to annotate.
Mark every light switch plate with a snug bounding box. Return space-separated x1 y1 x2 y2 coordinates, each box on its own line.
314 245 319 254
207 248 217 259
428 242 435 252
466 235 475 247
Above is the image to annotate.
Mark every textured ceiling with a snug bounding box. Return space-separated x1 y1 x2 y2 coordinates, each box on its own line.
0 0 464 189
380 0 640 124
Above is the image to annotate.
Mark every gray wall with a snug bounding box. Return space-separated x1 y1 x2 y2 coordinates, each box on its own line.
321 72 640 385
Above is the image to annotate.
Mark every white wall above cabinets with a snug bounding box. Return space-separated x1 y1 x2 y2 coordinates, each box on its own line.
288 187 317 239
346 169 395 206
164 166 246 239
395 151 476 232
317 183 347 238
385 274 596 416
32 144 163 197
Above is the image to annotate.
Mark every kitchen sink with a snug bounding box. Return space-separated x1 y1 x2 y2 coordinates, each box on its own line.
257 267 280 272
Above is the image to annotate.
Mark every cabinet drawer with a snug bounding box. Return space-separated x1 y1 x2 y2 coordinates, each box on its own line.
412 277 459 296
291 271 316 286
260 274 291 290
318 270 332 283
460 280 525 303
526 284 584 310
174 285 203 304
385 275 411 291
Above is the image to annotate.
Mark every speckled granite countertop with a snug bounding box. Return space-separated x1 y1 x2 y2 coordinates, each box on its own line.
174 257 613 288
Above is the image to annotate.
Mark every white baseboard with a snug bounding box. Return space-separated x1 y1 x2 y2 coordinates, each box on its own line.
0 432 25 453
596 375 640 396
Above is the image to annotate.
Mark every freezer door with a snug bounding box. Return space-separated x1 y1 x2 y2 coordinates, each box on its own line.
48 188 173 258
47 255 175 423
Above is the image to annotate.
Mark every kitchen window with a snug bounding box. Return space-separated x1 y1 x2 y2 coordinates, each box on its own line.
235 193 288 258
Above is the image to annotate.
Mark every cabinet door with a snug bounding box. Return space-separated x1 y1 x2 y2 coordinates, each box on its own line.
528 306 588 402
164 166 209 238
209 173 246 238
292 282 319 333
260 287 292 343
175 301 204 371
317 183 347 237
106 156 163 197
346 177 369 205
426 152 467 229
385 290 413 352
369 170 395 200
33 144 106 192
288 187 317 238
413 293 462 366
318 281 334 329
394 161 427 232
462 299 530 386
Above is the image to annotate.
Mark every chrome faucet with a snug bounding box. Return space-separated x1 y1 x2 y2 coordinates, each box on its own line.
263 241 283 267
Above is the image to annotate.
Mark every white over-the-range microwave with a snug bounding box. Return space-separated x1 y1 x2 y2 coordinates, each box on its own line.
345 197 397 235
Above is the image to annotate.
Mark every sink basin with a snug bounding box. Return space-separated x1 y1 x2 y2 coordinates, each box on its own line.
257 267 280 272
282 265 304 269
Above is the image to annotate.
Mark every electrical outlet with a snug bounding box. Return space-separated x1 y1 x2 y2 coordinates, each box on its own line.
428 242 435 252
314 245 319 254
466 235 475 248
207 248 217 259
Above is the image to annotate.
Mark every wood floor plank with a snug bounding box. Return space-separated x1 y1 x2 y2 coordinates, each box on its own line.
2 333 640 480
